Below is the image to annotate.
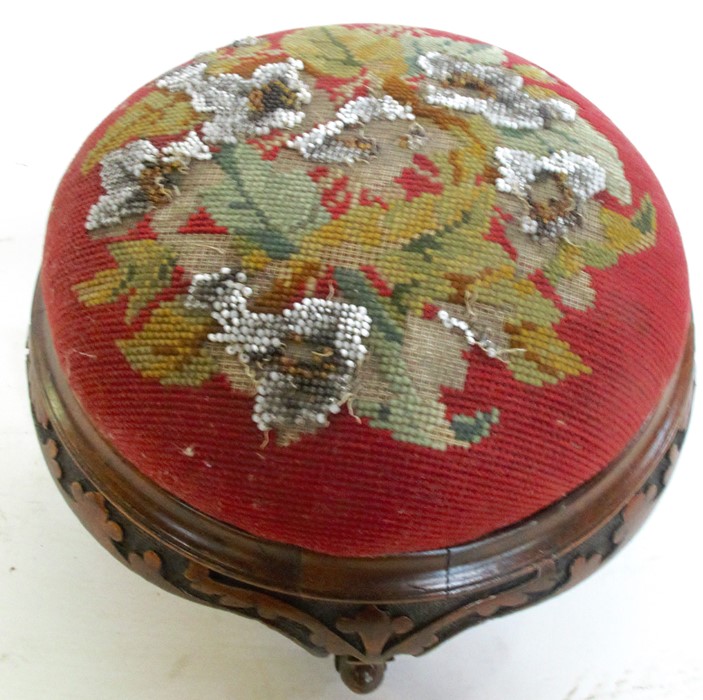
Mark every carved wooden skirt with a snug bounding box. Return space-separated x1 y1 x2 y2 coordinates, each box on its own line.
29 22 694 694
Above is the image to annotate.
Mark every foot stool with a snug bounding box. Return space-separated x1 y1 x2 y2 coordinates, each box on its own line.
28 23 693 693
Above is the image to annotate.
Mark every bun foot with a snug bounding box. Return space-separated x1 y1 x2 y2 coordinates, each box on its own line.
335 656 386 694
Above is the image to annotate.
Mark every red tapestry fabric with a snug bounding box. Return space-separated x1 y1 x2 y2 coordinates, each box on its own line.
41 23 691 556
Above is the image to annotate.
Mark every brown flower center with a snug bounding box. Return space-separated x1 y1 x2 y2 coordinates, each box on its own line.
248 79 298 116
444 71 498 99
139 164 179 206
527 171 575 223
278 337 337 383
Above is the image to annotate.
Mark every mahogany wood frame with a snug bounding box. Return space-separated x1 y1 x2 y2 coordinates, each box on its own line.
28 285 694 693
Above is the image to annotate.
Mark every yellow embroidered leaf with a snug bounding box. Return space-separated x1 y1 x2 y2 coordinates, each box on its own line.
513 64 557 83
73 267 124 308
445 140 492 188
82 90 200 173
524 84 571 101
282 25 406 78
241 248 272 274
543 242 586 283
600 196 657 255
579 196 656 272
117 301 218 386
505 322 591 386
72 239 178 323
467 262 590 383
297 203 389 258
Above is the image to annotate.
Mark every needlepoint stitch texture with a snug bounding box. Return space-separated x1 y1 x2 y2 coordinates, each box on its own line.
41 23 691 556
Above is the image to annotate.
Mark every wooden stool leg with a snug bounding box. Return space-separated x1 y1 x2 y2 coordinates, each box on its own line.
335 656 387 694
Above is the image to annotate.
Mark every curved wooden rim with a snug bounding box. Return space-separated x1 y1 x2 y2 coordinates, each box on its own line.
30 284 694 603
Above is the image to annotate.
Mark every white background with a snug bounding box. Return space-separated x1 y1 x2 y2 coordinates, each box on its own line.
1 2 701 698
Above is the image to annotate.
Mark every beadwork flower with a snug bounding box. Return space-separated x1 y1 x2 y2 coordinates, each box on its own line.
156 58 312 145
494 147 607 241
417 52 576 130
185 268 371 435
86 131 211 231
286 94 416 164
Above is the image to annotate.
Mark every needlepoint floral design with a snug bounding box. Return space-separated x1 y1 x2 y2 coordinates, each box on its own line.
156 57 312 145
287 94 416 164
86 132 211 230
40 22 695 558
184 268 371 438
73 24 659 448
494 147 607 241
417 51 576 129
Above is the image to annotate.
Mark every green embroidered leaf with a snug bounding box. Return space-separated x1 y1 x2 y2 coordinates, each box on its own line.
401 35 507 74
377 183 498 316
475 270 564 328
452 408 500 443
202 144 330 261
631 194 656 235
539 238 579 281
281 25 407 78
577 243 619 270
498 115 632 205
373 171 590 388
333 268 405 342
334 268 506 449
334 268 452 449
73 239 178 323
82 90 200 174
117 300 217 386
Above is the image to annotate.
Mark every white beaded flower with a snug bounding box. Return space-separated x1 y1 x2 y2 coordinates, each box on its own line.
156 58 312 145
86 131 211 231
186 268 371 435
495 147 607 241
417 52 575 130
286 94 416 164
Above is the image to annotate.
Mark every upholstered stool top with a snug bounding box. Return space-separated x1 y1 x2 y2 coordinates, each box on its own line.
41 23 690 557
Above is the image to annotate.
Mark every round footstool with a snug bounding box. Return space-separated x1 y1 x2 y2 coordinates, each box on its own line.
28 23 693 694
